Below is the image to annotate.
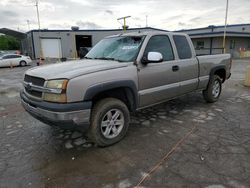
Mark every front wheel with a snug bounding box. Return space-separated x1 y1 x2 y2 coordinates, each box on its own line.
88 98 130 147
203 75 222 103
19 61 27 67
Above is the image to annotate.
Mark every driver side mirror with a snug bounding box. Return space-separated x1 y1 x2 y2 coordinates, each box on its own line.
141 52 163 65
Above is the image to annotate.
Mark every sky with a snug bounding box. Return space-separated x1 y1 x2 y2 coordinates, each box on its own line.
0 0 250 32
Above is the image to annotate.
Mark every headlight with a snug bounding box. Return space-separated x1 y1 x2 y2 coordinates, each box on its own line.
43 79 68 103
46 79 68 89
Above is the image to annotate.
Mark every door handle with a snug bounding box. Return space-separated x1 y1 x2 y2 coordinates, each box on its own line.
172 65 179 72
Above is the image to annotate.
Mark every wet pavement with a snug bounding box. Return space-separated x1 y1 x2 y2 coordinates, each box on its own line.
0 60 250 188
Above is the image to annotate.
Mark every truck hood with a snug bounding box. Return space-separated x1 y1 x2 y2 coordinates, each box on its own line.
26 59 129 80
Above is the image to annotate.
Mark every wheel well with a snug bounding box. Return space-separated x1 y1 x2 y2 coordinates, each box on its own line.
92 87 136 112
214 68 226 82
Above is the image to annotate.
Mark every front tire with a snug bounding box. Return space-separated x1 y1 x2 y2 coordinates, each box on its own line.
88 98 130 147
20 60 27 67
203 75 222 103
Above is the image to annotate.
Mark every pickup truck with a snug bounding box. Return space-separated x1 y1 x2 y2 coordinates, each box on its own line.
20 31 231 146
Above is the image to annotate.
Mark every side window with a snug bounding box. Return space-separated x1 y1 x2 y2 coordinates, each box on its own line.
11 55 21 58
2 55 11 59
173 35 192 59
144 35 174 61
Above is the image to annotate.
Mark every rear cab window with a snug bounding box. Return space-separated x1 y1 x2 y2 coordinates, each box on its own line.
173 35 192 59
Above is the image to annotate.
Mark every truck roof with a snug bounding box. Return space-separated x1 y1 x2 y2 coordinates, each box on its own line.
105 31 187 38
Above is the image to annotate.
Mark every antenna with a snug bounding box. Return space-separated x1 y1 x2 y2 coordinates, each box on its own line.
117 16 131 31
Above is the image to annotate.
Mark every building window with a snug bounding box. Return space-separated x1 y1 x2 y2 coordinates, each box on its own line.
196 41 205 49
230 40 236 49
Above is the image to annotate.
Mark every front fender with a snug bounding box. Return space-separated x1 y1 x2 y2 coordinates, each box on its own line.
84 80 138 109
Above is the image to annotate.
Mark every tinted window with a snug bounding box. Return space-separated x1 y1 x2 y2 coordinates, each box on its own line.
2 55 12 59
144 35 174 61
3 55 21 59
11 55 21 58
173 35 192 59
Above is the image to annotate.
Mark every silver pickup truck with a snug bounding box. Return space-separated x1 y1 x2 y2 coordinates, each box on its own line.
20 31 231 146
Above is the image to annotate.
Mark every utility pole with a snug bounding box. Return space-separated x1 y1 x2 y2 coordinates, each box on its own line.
223 0 229 54
35 0 43 63
35 0 41 30
117 16 131 32
27 20 30 31
146 15 148 27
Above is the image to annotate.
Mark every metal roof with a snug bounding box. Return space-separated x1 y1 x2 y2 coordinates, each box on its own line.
0 28 26 39
189 31 250 38
177 23 250 32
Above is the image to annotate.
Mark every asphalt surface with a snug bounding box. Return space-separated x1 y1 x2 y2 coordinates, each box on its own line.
0 59 250 188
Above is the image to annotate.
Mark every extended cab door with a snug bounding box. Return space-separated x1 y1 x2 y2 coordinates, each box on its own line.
137 34 180 108
172 35 199 94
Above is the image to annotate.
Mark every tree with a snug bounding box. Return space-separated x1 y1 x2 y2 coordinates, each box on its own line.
0 35 20 50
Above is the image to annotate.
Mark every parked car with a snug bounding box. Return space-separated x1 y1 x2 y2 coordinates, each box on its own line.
0 54 32 68
20 31 231 146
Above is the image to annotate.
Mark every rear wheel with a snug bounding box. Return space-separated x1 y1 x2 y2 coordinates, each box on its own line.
203 75 222 103
88 98 130 147
20 60 27 67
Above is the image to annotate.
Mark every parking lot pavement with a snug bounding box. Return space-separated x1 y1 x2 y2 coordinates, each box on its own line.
0 60 250 188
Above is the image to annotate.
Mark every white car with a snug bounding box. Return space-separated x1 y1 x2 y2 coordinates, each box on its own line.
0 54 32 68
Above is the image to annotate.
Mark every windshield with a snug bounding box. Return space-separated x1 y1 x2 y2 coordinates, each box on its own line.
85 35 145 62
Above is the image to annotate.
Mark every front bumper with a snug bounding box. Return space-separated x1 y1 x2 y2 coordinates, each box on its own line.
20 91 92 131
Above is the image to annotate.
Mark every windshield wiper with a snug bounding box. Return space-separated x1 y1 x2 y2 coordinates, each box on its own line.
83 56 93 59
94 57 126 62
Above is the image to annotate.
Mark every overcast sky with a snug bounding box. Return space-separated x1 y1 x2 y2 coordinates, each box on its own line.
0 0 249 32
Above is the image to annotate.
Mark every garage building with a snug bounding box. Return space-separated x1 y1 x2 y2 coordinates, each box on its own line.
21 27 167 60
179 23 250 58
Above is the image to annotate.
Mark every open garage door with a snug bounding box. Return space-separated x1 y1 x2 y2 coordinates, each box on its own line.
41 38 62 58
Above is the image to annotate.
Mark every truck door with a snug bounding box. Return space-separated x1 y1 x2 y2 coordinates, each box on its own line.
172 35 199 95
138 35 180 108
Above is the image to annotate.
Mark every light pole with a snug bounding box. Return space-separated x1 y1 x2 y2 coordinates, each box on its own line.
35 0 43 63
27 20 30 31
222 0 229 54
117 16 131 32
35 0 41 30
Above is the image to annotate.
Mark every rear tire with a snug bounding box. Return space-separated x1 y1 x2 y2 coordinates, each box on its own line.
20 61 27 67
88 98 130 147
203 75 222 103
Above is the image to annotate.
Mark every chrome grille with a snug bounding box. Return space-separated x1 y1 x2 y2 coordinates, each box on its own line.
24 75 45 87
24 75 45 99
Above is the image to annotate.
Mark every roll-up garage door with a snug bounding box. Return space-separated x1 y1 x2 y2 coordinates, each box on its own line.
41 38 62 58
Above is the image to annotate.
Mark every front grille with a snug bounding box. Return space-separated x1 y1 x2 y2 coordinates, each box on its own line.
25 89 43 98
24 74 45 99
24 75 45 86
